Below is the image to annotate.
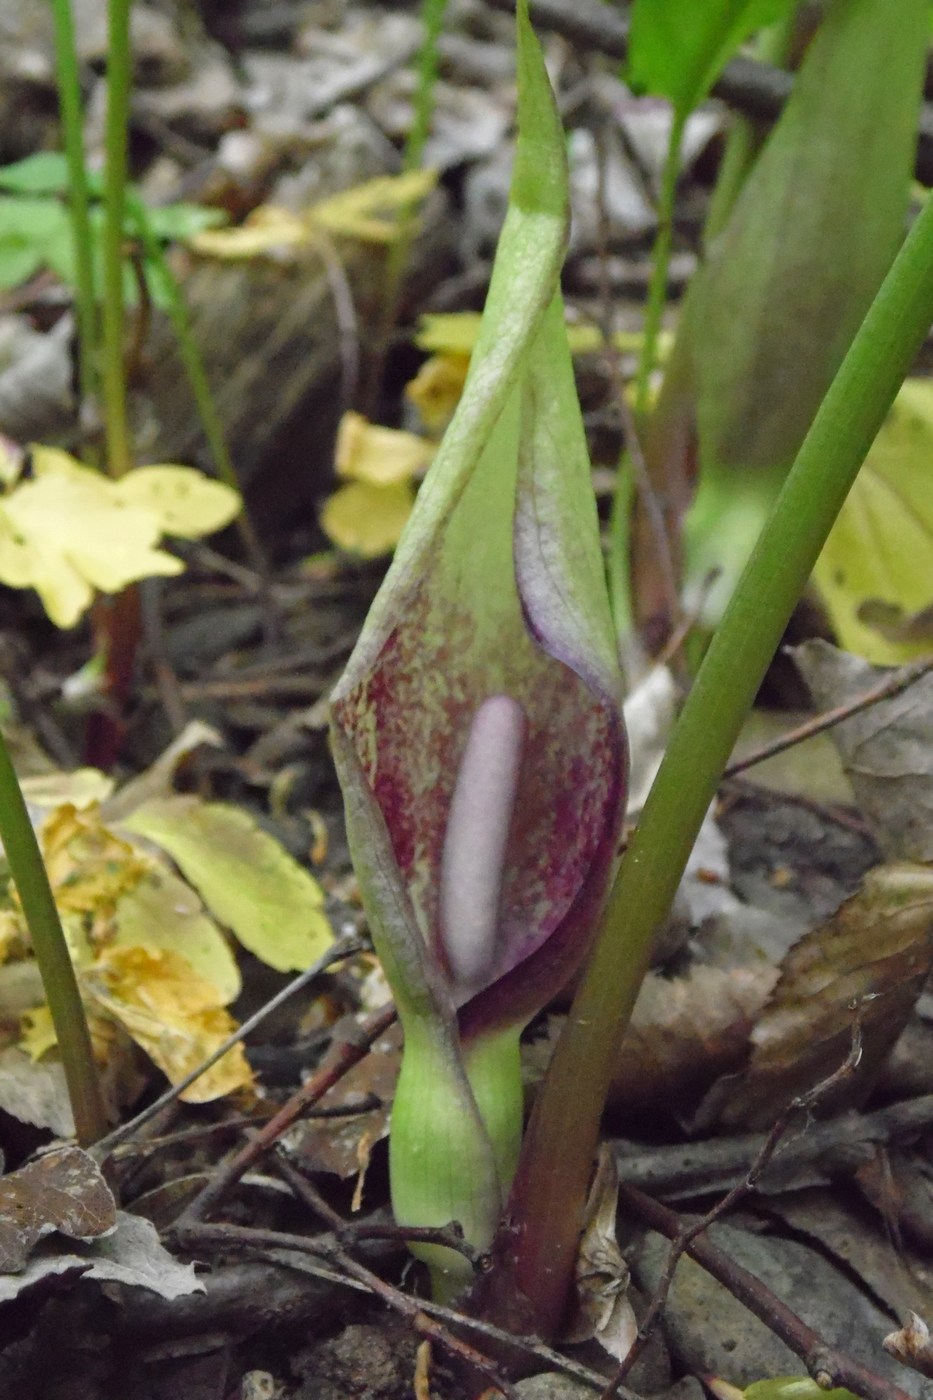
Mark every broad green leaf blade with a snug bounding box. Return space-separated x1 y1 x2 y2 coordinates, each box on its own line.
121 797 333 972
682 0 927 624
628 0 794 115
812 379 933 663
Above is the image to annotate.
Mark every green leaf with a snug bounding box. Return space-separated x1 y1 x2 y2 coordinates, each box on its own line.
812 378 933 663
0 153 72 195
628 0 794 115
679 0 928 625
140 202 226 242
0 244 43 289
121 796 333 973
744 1379 857 1400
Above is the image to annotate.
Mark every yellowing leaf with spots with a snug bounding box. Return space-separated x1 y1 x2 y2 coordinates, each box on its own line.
121 797 334 972
38 803 151 921
0 448 240 628
87 945 250 1102
813 379 933 664
114 465 240 537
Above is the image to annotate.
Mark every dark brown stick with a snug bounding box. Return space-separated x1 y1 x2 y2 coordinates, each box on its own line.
179 1001 397 1223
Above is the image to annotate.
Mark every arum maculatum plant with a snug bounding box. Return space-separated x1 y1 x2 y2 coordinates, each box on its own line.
330 0 627 1301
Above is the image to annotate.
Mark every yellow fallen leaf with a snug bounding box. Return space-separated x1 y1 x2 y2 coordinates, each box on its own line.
190 205 309 259
114 465 240 537
405 354 470 434
0 448 239 628
320 480 416 558
190 169 438 260
21 769 115 812
414 311 665 359
309 169 437 243
39 803 151 922
88 945 251 1102
114 867 241 1005
813 379 933 664
21 1004 57 1061
335 411 432 486
120 796 334 973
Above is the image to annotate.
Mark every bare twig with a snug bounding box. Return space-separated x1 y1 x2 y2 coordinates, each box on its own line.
612 1091 933 1200
615 1183 915 1400
724 654 933 779
179 999 397 1223
94 935 365 1159
173 1219 520 1399
604 1030 864 1396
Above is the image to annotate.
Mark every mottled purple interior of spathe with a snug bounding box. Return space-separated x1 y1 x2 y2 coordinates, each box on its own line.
332 575 626 1037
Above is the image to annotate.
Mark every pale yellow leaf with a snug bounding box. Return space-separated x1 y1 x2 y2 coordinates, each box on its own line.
121 797 334 972
88 945 251 1102
21 1004 57 1061
21 769 115 811
309 169 437 243
114 868 241 1005
189 205 309 259
335 412 432 486
114 466 240 537
320 481 415 558
404 354 470 434
414 311 664 359
813 379 933 664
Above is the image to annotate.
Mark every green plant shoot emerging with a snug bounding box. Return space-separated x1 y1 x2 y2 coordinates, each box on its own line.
330 0 626 1300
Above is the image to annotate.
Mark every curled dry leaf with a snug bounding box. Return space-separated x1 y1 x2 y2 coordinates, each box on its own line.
700 864 933 1131
563 1145 637 1361
793 640 933 863
884 1312 933 1380
0 1146 116 1273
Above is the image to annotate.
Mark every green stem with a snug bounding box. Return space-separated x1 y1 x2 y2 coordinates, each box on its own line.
101 0 133 479
506 155 933 1336
607 105 686 638
49 0 99 425
0 734 106 1144
126 193 267 571
634 106 686 416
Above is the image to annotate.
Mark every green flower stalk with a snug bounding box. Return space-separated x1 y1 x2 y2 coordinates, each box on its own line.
330 0 626 1301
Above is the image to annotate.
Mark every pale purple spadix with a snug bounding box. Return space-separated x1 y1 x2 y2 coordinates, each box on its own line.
440 695 526 996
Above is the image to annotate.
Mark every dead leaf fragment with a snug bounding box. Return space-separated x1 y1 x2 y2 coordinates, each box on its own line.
563 1146 637 1361
706 864 933 1130
884 1312 933 1380
794 640 933 862
0 1147 116 1273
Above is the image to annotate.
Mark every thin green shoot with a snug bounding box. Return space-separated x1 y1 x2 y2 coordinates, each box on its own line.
126 192 267 573
0 733 106 1145
101 0 133 479
49 0 100 432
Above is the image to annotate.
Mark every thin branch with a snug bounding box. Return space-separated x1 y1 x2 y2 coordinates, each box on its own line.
604 1030 863 1396
94 935 365 1158
172 1219 520 1399
724 654 933 779
178 999 397 1223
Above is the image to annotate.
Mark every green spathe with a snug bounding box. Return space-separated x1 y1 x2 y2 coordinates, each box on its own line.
330 0 625 1299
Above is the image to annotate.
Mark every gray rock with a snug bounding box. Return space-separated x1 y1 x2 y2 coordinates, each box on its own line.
633 1222 927 1396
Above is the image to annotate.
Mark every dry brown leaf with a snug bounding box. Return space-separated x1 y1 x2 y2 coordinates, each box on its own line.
793 640 933 862
703 864 933 1130
0 1146 116 1273
884 1313 933 1380
563 1145 637 1361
